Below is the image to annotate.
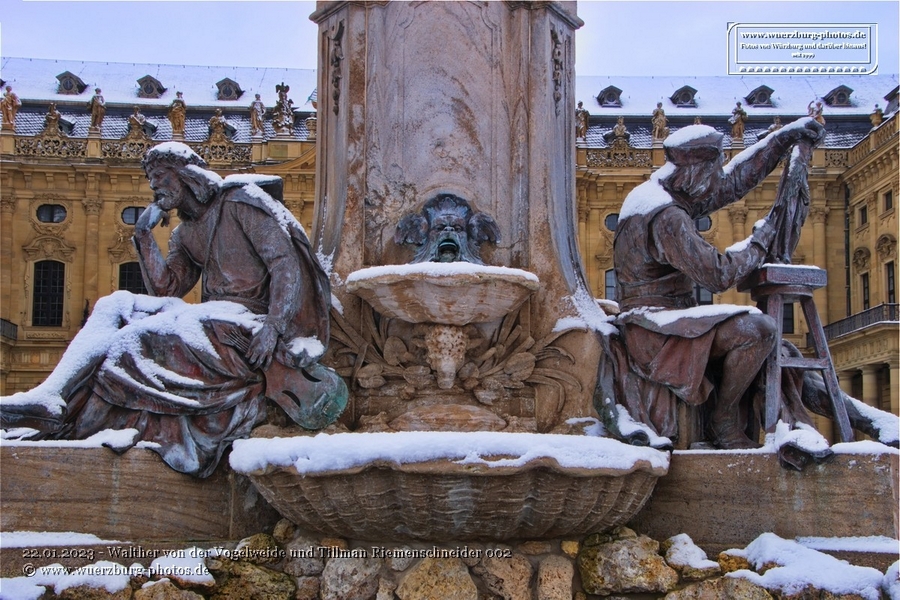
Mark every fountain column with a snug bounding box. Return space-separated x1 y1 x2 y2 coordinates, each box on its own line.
310 1 602 430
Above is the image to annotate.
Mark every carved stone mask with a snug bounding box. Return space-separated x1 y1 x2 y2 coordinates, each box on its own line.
394 194 500 265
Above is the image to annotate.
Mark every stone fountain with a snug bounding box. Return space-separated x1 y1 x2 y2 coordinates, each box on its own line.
232 0 668 542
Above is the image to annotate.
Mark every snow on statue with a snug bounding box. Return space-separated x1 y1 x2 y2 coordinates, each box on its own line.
0 142 347 477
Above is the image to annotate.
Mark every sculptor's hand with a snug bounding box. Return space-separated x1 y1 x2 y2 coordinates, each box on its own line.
247 322 279 371
798 118 826 145
134 203 168 236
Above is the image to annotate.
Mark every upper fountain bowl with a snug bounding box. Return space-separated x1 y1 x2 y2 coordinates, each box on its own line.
346 263 540 326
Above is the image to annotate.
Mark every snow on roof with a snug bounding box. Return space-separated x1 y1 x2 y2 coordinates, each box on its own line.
5 58 893 118
0 57 317 110
229 431 670 476
575 74 899 117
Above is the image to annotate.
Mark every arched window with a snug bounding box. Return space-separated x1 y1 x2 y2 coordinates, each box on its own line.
36 204 67 223
604 213 619 232
118 262 148 295
32 260 65 326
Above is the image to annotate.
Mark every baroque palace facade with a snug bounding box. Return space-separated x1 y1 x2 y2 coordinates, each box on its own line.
1 58 897 436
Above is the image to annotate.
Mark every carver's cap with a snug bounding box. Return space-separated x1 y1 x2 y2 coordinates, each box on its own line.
663 125 724 165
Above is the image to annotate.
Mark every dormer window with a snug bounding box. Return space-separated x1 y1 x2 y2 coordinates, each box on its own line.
56 71 88 95
823 85 853 107
216 78 243 101
745 85 774 107
596 86 622 108
137 75 166 99
670 85 697 107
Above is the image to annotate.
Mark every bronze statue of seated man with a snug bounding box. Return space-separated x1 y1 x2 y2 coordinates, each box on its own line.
594 119 898 468
0 143 346 477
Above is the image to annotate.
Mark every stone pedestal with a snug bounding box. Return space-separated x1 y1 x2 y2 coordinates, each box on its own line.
0 446 280 542
628 449 900 556
310 1 603 430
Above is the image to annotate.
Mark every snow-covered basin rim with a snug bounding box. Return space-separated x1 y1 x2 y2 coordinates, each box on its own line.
230 431 670 478
345 262 540 290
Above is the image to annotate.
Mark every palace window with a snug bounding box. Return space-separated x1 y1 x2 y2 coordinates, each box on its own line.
118 262 148 295
782 302 795 334
121 206 145 225
858 205 868 226
887 261 896 304
604 213 619 231
884 190 893 213
36 204 67 223
32 260 65 326
604 269 617 300
694 285 713 306
861 272 870 310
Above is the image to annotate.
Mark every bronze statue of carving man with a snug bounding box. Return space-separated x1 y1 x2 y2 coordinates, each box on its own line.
0 142 345 477
594 118 897 465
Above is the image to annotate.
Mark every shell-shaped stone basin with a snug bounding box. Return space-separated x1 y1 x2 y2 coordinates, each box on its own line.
345 263 540 326
230 432 669 542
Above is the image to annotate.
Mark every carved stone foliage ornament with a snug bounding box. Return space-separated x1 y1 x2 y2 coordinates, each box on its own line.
325 303 580 431
852 246 871 272
550 27 563 115
16 106 87 158
329 21 345 116
23 236 76 263
876 234 897 261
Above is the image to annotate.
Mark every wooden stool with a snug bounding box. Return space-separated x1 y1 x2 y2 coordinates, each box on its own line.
738 265 853 442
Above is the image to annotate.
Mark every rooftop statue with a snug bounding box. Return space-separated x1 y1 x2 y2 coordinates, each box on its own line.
808 100 826 125
249 93 266 137
0 142 346 477
1 85 21 129
575 101 589 140
272 83 294 135
88 87 106 130
595 118 897 468
729 101 747 140
651 102 669 141
168 91 186 137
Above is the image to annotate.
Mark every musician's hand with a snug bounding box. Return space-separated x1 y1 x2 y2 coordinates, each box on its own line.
247 323 279 371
